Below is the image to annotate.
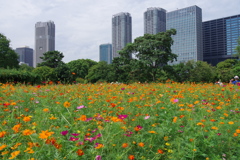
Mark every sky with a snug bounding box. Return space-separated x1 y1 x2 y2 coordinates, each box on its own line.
0 0 239 63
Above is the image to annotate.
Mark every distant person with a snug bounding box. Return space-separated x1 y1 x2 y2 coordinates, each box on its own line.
229 76 240 85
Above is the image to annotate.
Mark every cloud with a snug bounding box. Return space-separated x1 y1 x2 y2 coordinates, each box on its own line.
0 0 239 63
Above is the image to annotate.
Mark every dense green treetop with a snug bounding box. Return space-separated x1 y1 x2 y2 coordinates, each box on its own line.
118 29 177 81
37 51 64 68
0 33 19 69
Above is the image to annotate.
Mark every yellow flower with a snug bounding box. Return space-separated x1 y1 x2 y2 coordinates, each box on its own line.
193 149 197 152
8 150 20 159
165 143 170 146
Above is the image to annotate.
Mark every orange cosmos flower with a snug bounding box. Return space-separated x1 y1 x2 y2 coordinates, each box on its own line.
173 117 178 123
138 142 144 147
39 130 54 139
63 101 71 108
122 143 128 148
228 121 234 125
8 150 20 159
148 131 156 134
0 131 7 138
43 108 49 112
1 150 9 155
24 147 34 153
211 126 218 130
76 149 84 156
157 149 164 154
22 129 34 136
128 155 135 160
12 124 21 133
0 144 7 151
11 143 21 150
236 129 240 134
233 133 238 137
23 116 31 122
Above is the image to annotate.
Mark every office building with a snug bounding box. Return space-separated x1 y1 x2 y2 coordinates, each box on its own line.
15 46 34 67
99 43 112 64
34 21 55 67
144 7 166 34
167 5 203 65
112 12 132 59
203 14 240 65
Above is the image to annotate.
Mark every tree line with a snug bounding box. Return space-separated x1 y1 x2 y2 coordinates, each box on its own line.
0 31 240 84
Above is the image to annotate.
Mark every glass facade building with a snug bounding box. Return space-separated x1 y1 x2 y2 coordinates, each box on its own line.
167 5 203 65
34 21 55 67
203 14 240 65
144 7 166 34
112 12 132 59
99 43 112 64
15 47 34 67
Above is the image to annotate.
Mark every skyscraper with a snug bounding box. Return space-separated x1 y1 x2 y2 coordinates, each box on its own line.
99 43 112 64
166 5 203 65
15 46 34 67
203 14 240 65
112 12 132 59
34 21 55 67
144 7 166 34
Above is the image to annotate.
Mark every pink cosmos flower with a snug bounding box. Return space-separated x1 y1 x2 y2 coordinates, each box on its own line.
71 133 80 136
61 130 69 136
69 137 79 141
144 116 150 119
77 105 86 109
173 99 179 103
118 114 128 120
96 155 102 160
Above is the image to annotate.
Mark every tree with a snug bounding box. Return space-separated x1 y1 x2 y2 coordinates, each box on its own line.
86 61 115 83
0 33 19 69
37 51 64 68
216 59 238 82
67 59 98 79
118 29 177 81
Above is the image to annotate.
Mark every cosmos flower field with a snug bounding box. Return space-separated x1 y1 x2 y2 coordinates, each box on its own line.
0 82 240 160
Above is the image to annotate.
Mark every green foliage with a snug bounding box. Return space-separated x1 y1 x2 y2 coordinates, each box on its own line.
37 51 64 68
32 66 54 82
118 29 177 81
19 64 34 72
0 68 38 84
52 63 74 83
86 61 115 83
216 59 239 82
0 33 19 69
67 59 98 79
189 61 216 83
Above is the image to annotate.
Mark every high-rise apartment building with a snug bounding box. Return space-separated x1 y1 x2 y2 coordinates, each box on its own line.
167 5 203 65
203 14 240 66
34 21 55 67
112 12 132 59
15 46 34 67
144 7 166 34
99 43 112 64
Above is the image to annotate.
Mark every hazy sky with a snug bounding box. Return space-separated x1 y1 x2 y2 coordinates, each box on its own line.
0 0 239 63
